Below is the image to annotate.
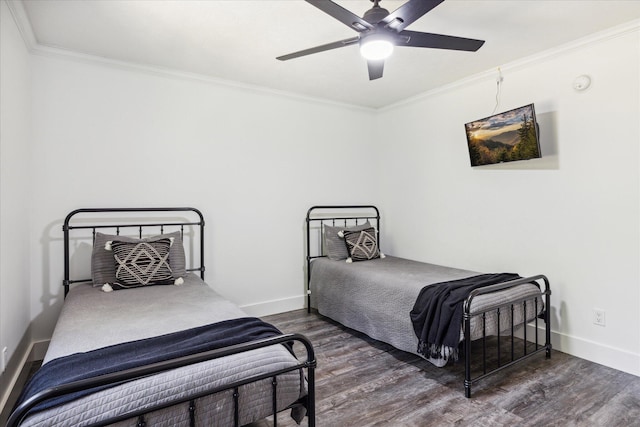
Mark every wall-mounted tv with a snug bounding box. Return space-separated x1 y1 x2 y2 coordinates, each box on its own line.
464 104 541 167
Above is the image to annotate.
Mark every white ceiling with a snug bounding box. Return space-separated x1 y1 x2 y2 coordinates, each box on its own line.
18 0 640 109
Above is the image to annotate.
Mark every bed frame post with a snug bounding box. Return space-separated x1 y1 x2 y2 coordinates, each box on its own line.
63 223 70 297
544 276 552 358
306 213 312 313
194 208 206 281
62 209 81 298
463 312 472 398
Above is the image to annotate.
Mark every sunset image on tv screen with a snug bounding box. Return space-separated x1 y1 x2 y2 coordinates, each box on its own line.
465 104 541 166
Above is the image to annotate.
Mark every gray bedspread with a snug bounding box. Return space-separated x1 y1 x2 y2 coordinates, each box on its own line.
21 274 305 427
310 256 542 367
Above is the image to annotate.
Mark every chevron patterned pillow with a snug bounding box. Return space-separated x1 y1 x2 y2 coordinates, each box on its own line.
92 231 186 287
340 227 382 262
110 238 175 290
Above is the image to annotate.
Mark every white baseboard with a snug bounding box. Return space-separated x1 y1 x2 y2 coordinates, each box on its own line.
239 294 306 317
0 329 32 418
526 324 640 377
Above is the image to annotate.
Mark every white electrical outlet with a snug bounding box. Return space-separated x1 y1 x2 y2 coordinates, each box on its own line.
593 309 606 326
1 346 7 372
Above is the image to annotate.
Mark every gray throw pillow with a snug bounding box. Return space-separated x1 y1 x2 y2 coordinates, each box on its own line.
92 231 186 286
324 221 370 260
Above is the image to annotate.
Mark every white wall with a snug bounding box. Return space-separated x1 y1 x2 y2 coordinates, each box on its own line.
0 0 33 404
28 54 379 341
376 27 640 375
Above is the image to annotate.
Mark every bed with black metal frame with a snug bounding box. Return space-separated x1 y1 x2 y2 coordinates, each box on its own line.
306 205 551 398
9 207 316 427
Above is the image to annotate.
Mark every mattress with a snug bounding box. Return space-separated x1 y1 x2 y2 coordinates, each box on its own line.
310 256 542 367
20 274 306 427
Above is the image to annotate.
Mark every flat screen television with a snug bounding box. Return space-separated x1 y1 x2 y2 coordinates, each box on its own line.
464 103 541 167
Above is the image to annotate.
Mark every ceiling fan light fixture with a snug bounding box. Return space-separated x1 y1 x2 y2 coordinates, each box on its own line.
277 0 485 80
360 36 394 60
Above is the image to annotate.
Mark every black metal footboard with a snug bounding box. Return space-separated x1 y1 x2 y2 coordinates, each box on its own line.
7 333 316 426
463 274 552 397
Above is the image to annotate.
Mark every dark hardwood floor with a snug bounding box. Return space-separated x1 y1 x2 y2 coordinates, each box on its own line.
257 309 640 427
4 310 639 426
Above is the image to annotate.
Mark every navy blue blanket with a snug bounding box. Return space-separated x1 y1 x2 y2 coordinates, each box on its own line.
15 317 285 415
409 273 520 361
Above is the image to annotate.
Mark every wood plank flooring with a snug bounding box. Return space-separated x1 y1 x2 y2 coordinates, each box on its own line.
256 309 640 427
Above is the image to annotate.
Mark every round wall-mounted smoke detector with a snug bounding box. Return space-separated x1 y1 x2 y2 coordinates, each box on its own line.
573 75 591 91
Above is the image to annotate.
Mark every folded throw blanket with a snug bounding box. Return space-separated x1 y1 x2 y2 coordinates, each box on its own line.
409 273 520 363
15 317 286 416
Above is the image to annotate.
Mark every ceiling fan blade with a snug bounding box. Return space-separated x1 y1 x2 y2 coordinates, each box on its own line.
306 0 374 32
382 0 444 32
367 60 384 80
399 30 485 51
277 37 360 61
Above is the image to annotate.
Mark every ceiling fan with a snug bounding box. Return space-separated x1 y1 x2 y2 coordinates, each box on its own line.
277 0 485 80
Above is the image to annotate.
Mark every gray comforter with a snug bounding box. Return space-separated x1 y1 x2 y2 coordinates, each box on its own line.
310 256 542 367
20 274 305 427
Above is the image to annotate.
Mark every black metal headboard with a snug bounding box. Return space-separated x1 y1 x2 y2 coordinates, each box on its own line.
305 205 380 311
62 207 205 297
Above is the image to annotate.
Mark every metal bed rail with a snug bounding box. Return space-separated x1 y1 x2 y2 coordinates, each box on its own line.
463 274 552 397
62 207 205 297
7 333 316 427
